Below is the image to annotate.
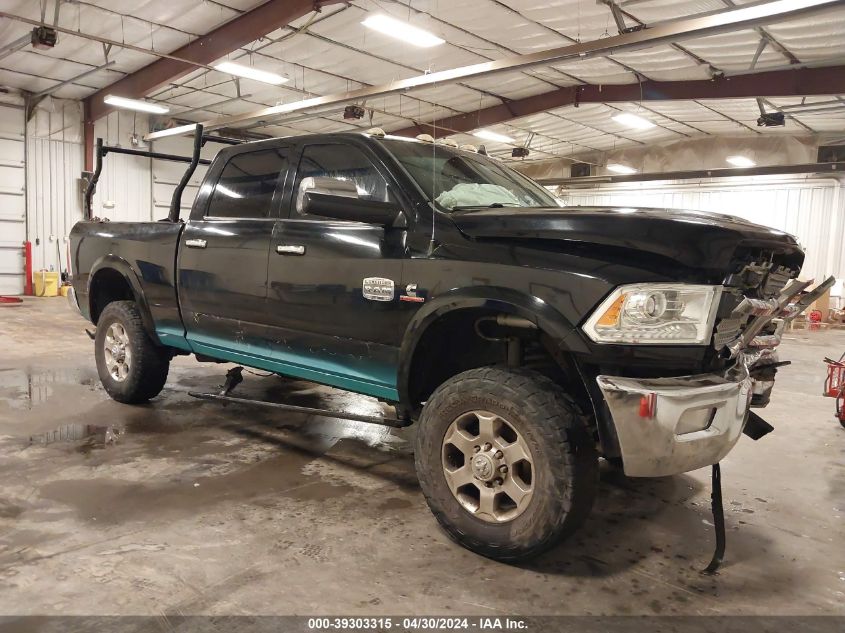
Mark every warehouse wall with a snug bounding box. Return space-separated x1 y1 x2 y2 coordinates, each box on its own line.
150 135 215 220
91 111 153 222
0 97 25 295
0 98 158 292
0 95 87 292
27 99 85 277
519 135 823 181
558 176 845 282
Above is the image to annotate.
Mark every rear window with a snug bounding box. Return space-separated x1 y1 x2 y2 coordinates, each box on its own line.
206 149 288 219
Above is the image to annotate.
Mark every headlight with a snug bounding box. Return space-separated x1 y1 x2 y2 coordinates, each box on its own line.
583 284 722 345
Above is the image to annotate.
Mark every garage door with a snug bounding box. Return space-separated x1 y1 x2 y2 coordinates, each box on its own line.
0 103 25 295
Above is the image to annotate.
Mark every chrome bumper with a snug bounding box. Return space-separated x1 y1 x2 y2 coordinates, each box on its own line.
66 285 82 317
597 369 752 477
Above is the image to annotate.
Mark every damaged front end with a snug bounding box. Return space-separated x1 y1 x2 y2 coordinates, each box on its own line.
597 271 834 478
721 274 834 406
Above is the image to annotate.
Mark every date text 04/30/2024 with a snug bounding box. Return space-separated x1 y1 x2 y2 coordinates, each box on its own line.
306 617 528 630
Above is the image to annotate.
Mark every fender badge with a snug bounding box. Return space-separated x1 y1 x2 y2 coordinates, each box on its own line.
363 277 394 302
400 283 425 303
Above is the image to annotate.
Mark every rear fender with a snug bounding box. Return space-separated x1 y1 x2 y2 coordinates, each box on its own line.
88 255 161 345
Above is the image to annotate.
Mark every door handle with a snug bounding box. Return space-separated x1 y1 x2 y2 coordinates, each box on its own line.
276 244 306 256
185 238 207 249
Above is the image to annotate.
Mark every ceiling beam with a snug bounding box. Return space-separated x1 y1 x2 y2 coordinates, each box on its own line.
85 0 344 122
537 161 845 186
390 65 845 138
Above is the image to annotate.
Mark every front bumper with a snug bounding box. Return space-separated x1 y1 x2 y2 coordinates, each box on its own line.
594 276 836 477
597 369 752 477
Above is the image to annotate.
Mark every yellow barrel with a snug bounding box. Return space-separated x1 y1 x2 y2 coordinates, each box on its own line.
34 270 60 297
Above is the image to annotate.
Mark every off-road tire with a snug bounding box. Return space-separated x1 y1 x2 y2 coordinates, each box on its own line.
95 300 169 403
415 367 598 561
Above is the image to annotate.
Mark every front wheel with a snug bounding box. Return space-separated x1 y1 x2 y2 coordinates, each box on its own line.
414 367 598 562
95 300 169 404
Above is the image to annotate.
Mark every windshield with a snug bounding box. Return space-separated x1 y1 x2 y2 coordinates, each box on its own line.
380 139 560 212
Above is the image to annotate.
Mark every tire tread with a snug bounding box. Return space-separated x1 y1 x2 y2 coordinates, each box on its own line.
95 300 169 404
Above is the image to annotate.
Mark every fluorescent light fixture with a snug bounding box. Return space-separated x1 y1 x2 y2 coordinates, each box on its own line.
146 123 199 139
362 14 444 47
473 129 515 144
214 61 288 85
611 112 655 130
726 155 756 168
104 95 169 114
607 163 638 175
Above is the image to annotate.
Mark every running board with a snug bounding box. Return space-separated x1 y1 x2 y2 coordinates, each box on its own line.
188 391 412 428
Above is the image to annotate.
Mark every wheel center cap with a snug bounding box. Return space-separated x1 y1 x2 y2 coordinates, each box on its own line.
472 453 496 482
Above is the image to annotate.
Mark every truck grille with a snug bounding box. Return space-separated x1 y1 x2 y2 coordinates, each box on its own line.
712 260 798 353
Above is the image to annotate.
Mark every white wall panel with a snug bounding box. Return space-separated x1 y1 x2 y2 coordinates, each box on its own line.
151 136 217 220
91 112 153 222
559 177 845 283
0 102 26 295
26 99 85 277
26 137 84 274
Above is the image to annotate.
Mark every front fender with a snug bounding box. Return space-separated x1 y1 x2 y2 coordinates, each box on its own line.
88 254 161 345
396 286 579 408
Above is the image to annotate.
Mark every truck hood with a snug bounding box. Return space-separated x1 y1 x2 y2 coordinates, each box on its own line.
451 206 803 272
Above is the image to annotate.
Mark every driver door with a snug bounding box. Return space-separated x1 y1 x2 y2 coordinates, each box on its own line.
263 142 407 400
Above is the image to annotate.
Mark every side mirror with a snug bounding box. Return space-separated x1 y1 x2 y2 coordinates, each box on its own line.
302 191 403 227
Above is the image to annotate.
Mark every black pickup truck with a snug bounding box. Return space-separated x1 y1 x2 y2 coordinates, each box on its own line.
69 128 831 562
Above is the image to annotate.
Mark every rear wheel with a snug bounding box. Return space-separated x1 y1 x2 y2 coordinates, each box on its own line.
414 367 598 561
95 301 169 403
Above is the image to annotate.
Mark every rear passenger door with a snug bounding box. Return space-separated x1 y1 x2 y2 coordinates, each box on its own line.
178 145 290 353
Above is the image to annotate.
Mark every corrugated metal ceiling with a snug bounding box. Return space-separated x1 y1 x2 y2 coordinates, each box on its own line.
0 0 844 161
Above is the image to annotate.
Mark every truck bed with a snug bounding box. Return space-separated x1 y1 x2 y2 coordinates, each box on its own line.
70 221 185 342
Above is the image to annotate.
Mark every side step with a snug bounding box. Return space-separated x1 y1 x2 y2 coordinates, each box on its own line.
188 391 412 428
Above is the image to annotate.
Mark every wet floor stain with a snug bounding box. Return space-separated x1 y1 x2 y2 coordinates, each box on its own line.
37 448 353 525
0 367 100 411
377 497 414 511
29 424 122 447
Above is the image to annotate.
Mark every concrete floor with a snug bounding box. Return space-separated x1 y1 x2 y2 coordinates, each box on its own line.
0 297 842 617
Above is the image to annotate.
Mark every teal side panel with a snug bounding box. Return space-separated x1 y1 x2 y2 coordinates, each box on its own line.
155 325 192 352
187 334 399 402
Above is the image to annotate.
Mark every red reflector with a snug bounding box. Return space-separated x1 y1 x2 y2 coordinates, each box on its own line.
639 393 656 418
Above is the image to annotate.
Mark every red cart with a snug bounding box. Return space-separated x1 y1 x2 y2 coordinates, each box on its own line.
823 354 845 428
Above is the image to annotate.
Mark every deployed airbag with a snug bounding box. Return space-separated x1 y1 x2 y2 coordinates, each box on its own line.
435 183 521 210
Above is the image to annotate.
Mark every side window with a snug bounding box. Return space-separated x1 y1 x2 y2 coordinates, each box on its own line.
206 148 288 219
294 144 393 216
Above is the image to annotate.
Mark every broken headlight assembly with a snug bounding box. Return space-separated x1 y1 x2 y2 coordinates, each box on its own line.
583 284 722 345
